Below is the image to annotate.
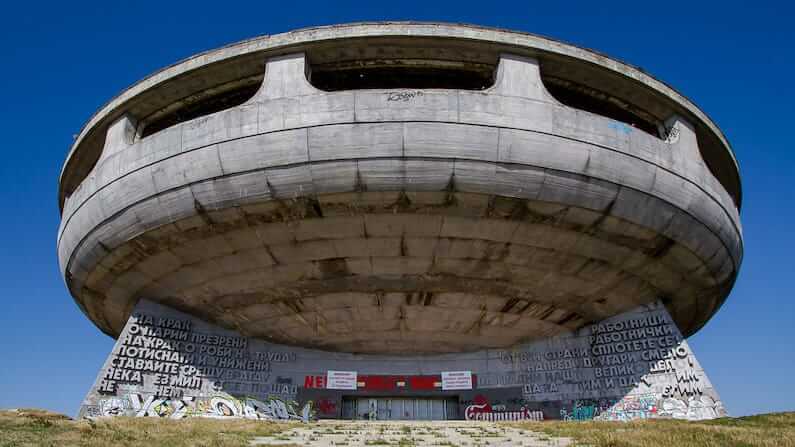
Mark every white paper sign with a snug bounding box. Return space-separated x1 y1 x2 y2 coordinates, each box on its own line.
441 371 472 390
327 370 358 390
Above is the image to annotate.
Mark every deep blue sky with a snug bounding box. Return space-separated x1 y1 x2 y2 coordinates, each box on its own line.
0 1 792 418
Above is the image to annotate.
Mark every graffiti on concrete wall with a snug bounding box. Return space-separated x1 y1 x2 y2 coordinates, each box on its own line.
663 124 681 143
558 393 724 422
81 301 727 423
316 398 338 416
560 398 617 421
658 395 725 421
464 395 543 422
592 394 658 421
91 392 314 421
608 121 633 135
386 90 424 102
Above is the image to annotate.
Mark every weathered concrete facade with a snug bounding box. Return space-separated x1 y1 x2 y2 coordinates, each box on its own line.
59 23 741 420
80 300 724 421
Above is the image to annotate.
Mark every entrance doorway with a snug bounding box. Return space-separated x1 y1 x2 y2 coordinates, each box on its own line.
341 397 459 420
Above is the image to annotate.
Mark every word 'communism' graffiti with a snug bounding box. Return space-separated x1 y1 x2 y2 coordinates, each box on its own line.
464 395 543 422
93 392 314 421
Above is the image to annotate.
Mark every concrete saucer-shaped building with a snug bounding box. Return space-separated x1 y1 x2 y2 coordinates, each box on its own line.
60 23 741 421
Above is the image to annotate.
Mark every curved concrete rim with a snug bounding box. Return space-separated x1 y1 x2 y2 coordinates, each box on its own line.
59 21 739 202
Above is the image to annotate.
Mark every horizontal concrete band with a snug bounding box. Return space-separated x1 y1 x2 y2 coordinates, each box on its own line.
60 87 740 236
58 122 742 279
61 156 739 277
60 122 740 247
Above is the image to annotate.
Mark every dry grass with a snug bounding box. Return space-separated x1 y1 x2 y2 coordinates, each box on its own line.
511 412 795 447
0 409 295 447
3 409 794 446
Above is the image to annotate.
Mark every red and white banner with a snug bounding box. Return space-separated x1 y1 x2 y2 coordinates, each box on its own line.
441 371 472 390
326 370 357 390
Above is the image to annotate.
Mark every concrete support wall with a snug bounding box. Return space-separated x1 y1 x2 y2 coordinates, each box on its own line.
79 299 725 422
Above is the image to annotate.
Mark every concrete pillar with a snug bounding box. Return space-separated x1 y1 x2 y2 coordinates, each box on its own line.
251 53 317 100
98 113 137 162
662 115 708 179
662 115 698 153
488 54 557 102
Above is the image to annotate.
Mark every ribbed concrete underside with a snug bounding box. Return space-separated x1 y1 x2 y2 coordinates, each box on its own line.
75 189 726 354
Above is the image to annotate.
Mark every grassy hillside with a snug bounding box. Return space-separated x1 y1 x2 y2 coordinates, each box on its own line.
2 408 794 446
513 412 795 447
0 409 293 447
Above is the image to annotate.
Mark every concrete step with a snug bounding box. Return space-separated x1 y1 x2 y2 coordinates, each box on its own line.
250 420 572 446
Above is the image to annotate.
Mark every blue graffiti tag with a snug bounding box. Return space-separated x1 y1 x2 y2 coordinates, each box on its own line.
608 122 633 135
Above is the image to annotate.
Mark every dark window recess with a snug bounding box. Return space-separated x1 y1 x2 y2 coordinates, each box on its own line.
141 84 261 138
544 81 659 137
310 66 495 91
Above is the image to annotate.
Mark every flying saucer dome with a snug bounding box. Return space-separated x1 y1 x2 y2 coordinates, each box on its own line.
57 22 742 354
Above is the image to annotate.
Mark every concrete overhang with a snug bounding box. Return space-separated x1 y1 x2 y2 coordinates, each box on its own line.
58 21 742 212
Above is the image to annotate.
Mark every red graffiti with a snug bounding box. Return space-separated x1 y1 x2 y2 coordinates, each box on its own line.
469 394 492 413
304 375 326 389
317 398 337 415
464 394 543 421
